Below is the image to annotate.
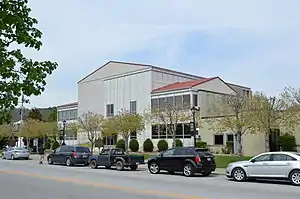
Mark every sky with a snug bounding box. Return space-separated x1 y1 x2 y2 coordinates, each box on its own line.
23 0 300 108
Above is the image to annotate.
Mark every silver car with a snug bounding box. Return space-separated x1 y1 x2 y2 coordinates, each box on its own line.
3 147 30 160
226 151 300 186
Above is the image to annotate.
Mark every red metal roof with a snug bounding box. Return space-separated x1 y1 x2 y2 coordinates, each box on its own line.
152 77 218 93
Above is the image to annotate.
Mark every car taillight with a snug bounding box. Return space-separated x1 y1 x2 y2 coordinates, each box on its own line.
194 156 201 163
73 152 77 157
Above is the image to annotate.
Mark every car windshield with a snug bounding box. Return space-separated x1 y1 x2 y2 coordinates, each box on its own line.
75 147 90 153
13 147 26 150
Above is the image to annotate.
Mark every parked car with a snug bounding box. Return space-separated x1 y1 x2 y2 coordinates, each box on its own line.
226 151 300 186
47 145 91 166
89 148 145 171
3 147 30 160
147 147 216 177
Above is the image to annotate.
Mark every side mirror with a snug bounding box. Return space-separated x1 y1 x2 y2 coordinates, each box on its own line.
52 150 55 153
250 159 255 163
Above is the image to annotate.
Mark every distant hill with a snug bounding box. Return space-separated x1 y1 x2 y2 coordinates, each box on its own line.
11 107 55 122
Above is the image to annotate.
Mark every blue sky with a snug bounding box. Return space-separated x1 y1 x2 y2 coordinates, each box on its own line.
24 0 300 108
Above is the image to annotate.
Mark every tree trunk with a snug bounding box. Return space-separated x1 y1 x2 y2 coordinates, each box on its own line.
124 135 129 152
172 133 176 148
265 130 270 152
237 132 243 156
90 141 94 155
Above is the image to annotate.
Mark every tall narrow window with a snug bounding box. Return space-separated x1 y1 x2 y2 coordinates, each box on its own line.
106 104 114 117
193 94 198 106
130 101 137 114
175 95 183 109
158 97 166 109
182 95 190 109
151 99 158 110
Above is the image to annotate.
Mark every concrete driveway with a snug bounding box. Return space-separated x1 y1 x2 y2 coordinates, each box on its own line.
0 159 300 199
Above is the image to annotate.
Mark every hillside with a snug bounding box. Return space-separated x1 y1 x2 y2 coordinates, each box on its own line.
11 107 55 122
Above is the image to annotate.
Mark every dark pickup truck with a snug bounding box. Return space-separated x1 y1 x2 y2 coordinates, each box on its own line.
88 148 145 171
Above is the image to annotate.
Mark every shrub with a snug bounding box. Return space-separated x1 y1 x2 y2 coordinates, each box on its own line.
116 139 125 150
52 140 60 150
175 139 183 147
221 141 234 154
95 138 103 148
143 138 154 152
44 140 51 149
129 139 139 152
280 133 296 151
157 139 168 152
195 140 207 148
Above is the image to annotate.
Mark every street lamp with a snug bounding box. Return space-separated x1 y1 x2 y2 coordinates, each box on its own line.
190 106 200 147
62 120 66 145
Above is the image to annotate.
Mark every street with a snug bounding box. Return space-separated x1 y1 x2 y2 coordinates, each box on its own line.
0 159 300 199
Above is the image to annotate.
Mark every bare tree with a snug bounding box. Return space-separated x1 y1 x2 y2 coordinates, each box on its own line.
285 87 300 104
66 122 80 141
145 100 191 147
251 92 300 152
102 110 145 151
19 119 41 149
207 93 255 156
77 112 104 154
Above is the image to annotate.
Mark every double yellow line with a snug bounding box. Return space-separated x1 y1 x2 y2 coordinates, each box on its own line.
0 169 209 199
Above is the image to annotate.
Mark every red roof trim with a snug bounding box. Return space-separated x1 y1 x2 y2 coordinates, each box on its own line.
151 77 218 93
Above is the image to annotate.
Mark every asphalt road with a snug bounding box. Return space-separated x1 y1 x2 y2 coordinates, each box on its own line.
1 159 300 199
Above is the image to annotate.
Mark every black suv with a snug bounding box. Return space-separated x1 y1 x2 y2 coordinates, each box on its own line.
47 145 91 166
147 147 216 177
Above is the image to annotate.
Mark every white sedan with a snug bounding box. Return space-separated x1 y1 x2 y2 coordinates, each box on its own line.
3 147 30 160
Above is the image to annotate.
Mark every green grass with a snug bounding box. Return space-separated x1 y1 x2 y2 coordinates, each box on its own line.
131 153 252 168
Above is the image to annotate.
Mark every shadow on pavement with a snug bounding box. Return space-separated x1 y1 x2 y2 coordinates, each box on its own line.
228 178 292 186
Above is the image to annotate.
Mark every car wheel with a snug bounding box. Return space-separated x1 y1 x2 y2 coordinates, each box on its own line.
11 154 15 160
65 158 72 167
116 161 124 171
105 166 111 169
289 170 300 186
232 167 247 181
24 157 29 160
183 163 194 177
48 157 53 165
148 162 160 174
201 171 211 177
90 160 98 169
130 165 138 171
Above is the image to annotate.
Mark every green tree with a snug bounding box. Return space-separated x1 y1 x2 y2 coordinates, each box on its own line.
102 110 145 151
28 108 43 121
19 119 41 149
77 112 104 154
206 93 255 156
47 107 57 122
0 123 17 146
251 92 300 152
0 0 57 124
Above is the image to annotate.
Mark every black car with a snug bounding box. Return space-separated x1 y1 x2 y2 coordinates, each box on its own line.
47 145 91 166
89 148 145 171
147 147 216 177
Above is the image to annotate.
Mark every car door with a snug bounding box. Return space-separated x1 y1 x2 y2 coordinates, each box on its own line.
51 147 61 163
97 149 110 166
172 148 188 171
246 154 272 177
268 154 295 177
58 146 70 163
4 148 11 159
160 148 176 170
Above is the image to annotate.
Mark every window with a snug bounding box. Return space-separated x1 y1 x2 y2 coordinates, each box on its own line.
75 147 90 153
253 154 271 162
58 111 63 121
162 149 175 156
112 149 124 155
166 96 174 106
182 95 190 109
175 124 183 138
193 94 198 106
54 147 61 153
101 149 110 155
151 99 158 110
214 134 224 145
174 148 185 155
103 135 117 145
130 101 137 114
227 134 234 142
64 146 73 153
175 95 183 109
159 124 167 139
158 97 166 109
106 104 114 116
272 154 296 161
130 131 137 139
151 125 159 139
183 123 191 138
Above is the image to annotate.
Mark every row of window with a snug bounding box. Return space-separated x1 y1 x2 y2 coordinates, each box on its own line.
106 101 137 116
151 94 198 110
58 109 78 121
214 134 233 145
151 123 192 139
253 153 298 162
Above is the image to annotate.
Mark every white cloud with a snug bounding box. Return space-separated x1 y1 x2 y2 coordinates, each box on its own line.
23 0 300 107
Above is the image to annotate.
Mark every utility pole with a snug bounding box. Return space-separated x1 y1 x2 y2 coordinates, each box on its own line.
20 94 25 122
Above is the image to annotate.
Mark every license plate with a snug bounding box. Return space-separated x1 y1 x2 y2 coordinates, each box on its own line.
207 158 211 161
83 155 87 158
